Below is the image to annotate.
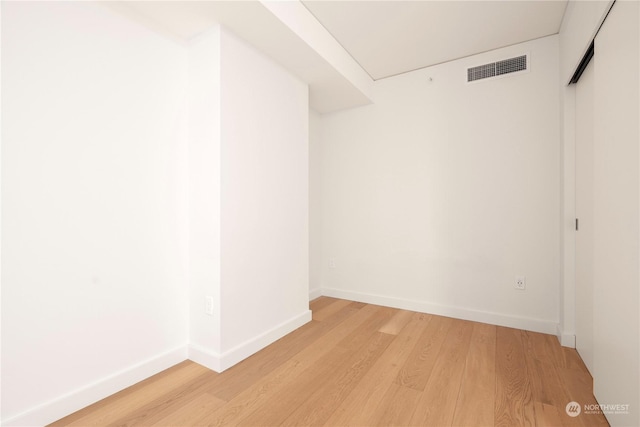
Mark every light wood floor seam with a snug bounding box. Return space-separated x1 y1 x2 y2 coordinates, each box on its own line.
49 298 609 427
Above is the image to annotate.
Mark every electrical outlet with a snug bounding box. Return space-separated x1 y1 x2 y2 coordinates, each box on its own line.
515 276 526 290
205 296 214 315
329 258 337 269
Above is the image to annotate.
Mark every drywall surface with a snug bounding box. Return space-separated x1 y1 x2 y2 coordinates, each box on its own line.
558 81 577 347
574 59 595 373
320 35 560 333
309 109 323 299
3 1 315 423
591 1 639 424
219 29 311 358
560 6 640 423
259 0 373 112
557 0 612 348
188 27 223 362
1 2 189 424
187 27 311 372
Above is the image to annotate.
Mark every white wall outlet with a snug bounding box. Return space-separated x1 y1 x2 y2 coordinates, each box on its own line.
515 276 526 290
329 258 336 269
205 296 214 315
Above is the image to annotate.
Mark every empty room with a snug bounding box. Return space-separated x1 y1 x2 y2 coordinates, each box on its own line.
1 0 639 426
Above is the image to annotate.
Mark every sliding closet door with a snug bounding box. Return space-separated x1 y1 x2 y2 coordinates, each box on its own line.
591 1 639 424
575 58 594 375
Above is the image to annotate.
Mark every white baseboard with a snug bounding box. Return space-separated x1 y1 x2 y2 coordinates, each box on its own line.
5 290 557 426
188 343 223 372
3 345 188 427
4 310 312 426
321 287 559 336
189 309 312 373
309 287 322 301
556 324 576 348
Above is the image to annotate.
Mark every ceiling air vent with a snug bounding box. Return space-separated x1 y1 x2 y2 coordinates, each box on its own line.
467 54 528 83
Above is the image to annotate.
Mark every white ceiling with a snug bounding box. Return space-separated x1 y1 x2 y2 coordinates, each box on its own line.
302 0 568 80
103 0 569 112
102 1 374 112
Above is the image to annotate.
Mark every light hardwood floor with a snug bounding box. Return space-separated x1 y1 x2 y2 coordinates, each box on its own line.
49 298 609 426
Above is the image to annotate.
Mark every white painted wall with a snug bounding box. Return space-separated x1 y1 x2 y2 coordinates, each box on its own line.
187 26 311 372
591 1 639 424
309 109 323 300
560 1 640 424
187 27 223 363
574 59 595 373
218 28 311 364
558 0 612 348
1 2 189 425
558 80 577 347
2 3 312 423
319 36 560 334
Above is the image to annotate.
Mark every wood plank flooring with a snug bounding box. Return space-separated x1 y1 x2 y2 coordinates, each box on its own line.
49 298 609 426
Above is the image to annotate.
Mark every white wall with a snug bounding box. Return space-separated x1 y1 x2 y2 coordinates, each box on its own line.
3 1 310 424
1 2 189 425
591 1 639 424
558 80 577 347
574 59 595 373
309 109 323 299
186 27 311 372
558 0 612 348
218 28 311 363
187 27 222 363
319 35 560 334
559 1 640 424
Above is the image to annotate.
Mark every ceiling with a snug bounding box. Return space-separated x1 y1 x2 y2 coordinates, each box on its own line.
103 0 569 112
302 0 568 80
103 1 375 112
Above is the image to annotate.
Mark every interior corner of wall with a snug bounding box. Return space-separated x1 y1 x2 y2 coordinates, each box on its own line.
187 343 222 373
556 324 576 348
309 287 322 301
216 310 311 372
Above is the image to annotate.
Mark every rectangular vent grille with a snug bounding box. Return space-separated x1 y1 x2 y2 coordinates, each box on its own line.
467 55 528 82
